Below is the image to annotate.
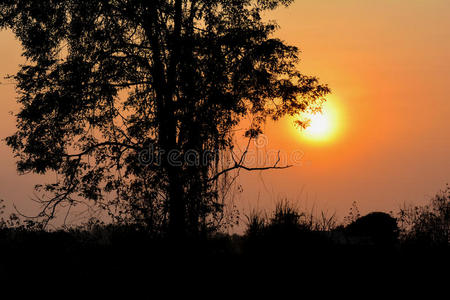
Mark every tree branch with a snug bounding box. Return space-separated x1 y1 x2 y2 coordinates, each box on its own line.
63 142 141 158
209 150 291 182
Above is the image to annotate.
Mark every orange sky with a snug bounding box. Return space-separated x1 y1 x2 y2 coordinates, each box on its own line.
1 0 449 225
236 0 450 222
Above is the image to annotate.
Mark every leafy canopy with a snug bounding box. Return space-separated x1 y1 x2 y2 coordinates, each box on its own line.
0 0 329 233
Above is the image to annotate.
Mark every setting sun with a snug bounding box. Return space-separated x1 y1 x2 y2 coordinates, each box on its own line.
293 99 342 143
304 112 331 137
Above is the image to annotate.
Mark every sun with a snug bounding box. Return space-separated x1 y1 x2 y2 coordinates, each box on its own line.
305 113 331 137
292 99 342 143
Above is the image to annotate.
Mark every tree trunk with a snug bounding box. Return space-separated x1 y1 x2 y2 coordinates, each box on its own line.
167 0 185 240
167 164 186 239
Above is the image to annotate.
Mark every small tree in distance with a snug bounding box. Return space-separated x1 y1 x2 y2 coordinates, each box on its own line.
0 0 329 238
398 185 449 247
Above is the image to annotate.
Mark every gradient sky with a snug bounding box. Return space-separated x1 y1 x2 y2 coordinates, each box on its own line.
1 0 449 226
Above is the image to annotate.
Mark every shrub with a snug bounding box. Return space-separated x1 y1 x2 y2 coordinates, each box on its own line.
398 185 449 247
345 212 399 246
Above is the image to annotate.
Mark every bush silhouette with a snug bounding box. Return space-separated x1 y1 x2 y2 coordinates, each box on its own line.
345 212 399 246
399 185 449 247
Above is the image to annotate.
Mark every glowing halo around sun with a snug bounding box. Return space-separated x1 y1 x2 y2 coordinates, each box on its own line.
291 99 342 143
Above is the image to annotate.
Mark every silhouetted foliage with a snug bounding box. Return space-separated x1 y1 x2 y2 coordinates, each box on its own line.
243 201 334 255
344 212 399 246
398 185 449 247
0 0 329 238
343 200 361 226
0 193 448 283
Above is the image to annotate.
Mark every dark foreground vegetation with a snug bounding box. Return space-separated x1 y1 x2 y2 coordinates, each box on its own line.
0 187 448 285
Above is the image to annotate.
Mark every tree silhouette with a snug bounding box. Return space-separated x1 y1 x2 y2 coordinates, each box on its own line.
1 0 329 238
399 185 449 247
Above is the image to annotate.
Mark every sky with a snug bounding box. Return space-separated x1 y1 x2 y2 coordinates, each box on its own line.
0 0 449 225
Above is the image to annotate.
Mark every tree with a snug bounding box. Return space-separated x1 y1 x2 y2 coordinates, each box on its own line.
0 0 329 238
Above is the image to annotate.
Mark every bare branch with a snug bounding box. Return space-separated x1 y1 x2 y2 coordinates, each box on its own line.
209 150 291 182
63 142 142 158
